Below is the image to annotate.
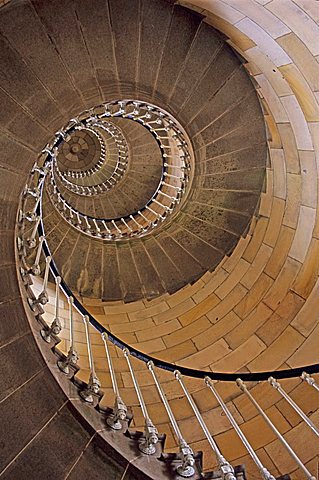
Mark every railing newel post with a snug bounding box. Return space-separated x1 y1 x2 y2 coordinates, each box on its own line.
124 349 159 455
101 332 128 430
57 296 79 375
28 255 51 310
237 378 317 480
148 361 195 477
175 370 236 480
40 276 62 343
79 315 101 403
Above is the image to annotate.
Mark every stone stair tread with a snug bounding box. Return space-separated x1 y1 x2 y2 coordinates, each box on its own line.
117 243 144 303
154 5 203 103
142 236 187 294
139 0 173 99
183 201 252 237
156 231 205 282
178 213 239 256
167 225 224 271
130 240 166 299
102 244 123 301
81 240 103 298
108 0 140 95
178 45 240 128
169 21 223 111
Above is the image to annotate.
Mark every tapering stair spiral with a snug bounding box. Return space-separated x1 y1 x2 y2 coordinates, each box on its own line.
1 1 319 480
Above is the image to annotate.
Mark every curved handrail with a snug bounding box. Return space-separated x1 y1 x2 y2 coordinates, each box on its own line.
36 178 319 381
54 122 129 195
50 109 188 222
22 101 319 383
45 100 192 240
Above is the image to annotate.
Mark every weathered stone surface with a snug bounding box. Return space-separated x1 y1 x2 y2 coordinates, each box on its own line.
2 403 92 479
0 370 66 471
0 333 45 402
154 5 202 104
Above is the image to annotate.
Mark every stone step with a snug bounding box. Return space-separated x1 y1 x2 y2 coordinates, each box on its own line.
102 244 123 302
155 231 205 283
130 240 166 300
142 236 187 295
153 5 203 106
117 243 144 303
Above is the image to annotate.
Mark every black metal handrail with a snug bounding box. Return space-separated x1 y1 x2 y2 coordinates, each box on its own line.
27 100 318 383
37 175 319 382
48 118 187 223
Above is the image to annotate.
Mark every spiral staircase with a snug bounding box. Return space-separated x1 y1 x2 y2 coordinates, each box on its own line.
1 0 319 479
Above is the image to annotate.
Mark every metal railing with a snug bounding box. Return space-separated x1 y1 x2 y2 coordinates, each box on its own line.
53 122 129 195
42 100 193 240
15 109 319 480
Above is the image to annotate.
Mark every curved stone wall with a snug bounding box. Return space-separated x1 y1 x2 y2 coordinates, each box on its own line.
1 0 319 479
49 0 319 475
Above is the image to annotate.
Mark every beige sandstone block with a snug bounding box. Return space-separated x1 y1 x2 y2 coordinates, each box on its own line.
256 75 289 122
257 291 304 346
292 238 319 299
179 293 220 326
277 33 319 92
267 0 319 56
264 197 285 247
110 317 155 334
282 173 301 229
192 268 228 304
234 382 282 422
308 123 319 175
271 148 287 199
193 311 241 350
289 205 316 263
156 340 197 362
204 12 256 51
259 169 273 218
128 300 170 321
276 381 319 428
281 95 313 150
198 0 245 24
279 64 319 122
215 259 250 299
293 0 319 22
163 315 211 348
223 235 251 273
277 123 300 174
236 273 273 318
178 402 243 445
216 405 291 457
167 279 205 308
246 45 292 96
135 318 181 342
94 312 129 325
153 297 196 325
229 301 273 349
207 284 247 324
264 410 319 474
300 150 318 209
210 335 266 372
235 17 291 66
265 112 283 148
248 326 304 371
229 0 290 38
131 337 166 354
85 305 105 316
241 243 273 289
103 299 145 314
287 322 319 368
181 338 231 369
264 256 301 310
